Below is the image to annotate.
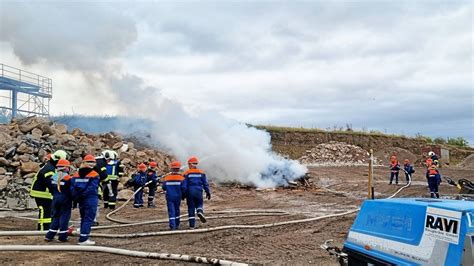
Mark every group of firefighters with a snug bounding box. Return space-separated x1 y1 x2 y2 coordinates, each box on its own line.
29 149 211 245
388 151 441 198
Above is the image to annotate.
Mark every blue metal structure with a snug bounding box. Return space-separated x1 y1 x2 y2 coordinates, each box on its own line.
343 198 473 265
0 63 52 118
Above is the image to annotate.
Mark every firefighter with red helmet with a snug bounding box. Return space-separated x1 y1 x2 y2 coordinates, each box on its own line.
30 150 68 231
71 155 101 245
162 161 186 230
183 156 211 229
45 159 72 242
389 155 400 185
146 161 159 208
126 163 148 208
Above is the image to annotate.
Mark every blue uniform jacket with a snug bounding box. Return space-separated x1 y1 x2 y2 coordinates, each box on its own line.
147 170 158 184
130 171 148 189
48 172 72 200
162 173 186 200
426 170 441 185
70 168 100 200
183 168 210 194
403 164 415 174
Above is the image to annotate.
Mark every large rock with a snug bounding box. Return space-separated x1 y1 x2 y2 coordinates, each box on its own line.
18 117 46 133
40 124 55 135
20 162 40 174
17 143 34 154
18 154 31 162
0 132 12 145
71 128 85 137
53 124 68 135
113 141 124 150
31 128 43 138
0 158 10 166
0 177 8 190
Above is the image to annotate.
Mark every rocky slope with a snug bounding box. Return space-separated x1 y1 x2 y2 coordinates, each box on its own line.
0 117 173 209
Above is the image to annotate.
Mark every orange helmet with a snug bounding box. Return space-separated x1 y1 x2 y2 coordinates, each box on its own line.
187 156 199 164
83 154 96 162
170 161 181 169
56 159 71 168
138 163 147 170
149 161 157 168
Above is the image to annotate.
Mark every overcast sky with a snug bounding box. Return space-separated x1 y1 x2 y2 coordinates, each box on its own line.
0 0 472 143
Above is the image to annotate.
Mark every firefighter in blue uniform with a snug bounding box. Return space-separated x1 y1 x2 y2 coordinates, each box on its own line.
426 164 441 198
71 154 100 245
389 155 400 185
428 151 440 167
126 163 148 208
30 150 67 231
146 161 159 208
45 159 72 242
101 150 124 210
183 156 211 229
162 161 186 230
403 159 415 184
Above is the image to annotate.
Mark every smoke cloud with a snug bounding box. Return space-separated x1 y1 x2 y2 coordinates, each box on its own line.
1 2 307 187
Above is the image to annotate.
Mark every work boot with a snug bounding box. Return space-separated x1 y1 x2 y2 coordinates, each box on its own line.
58 238 69 243
197 212 207 223
78 239 96 246
147 203 156 208
44 237 54 242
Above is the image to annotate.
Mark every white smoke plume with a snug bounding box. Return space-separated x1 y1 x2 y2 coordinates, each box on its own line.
1 2 307 187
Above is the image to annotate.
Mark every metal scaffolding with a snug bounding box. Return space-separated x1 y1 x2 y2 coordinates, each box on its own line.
0 63 52 118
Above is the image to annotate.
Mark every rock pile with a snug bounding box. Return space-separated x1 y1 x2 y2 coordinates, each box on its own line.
0 117 173 209
299 141 377 166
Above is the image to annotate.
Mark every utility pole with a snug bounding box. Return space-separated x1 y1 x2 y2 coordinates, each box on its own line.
368 149 374 199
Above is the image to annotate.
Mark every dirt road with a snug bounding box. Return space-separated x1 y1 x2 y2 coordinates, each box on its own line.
0 166 472 265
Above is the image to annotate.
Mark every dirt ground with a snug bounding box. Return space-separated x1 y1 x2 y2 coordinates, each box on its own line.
0 166 472 265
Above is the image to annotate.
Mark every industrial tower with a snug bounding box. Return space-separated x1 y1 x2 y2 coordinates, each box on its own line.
0 63 52 119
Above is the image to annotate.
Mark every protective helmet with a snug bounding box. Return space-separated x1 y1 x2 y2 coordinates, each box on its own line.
428 151 435 156
138 163 147 170
187 156 199 164
83 154 96 162
102 150 118 160
52 150 68 161
170 161 181 169
149 161 157 168
56 159 71 168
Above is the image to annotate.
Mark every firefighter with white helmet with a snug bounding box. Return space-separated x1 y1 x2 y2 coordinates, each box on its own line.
30 150 68 231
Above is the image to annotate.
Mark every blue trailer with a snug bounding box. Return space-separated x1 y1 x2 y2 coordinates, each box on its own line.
326 198 473 265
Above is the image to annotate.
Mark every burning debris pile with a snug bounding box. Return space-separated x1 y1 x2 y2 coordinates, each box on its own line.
299 141 378 167
0 117 173 209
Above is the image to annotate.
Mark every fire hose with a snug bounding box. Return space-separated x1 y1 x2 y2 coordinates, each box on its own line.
0 245 247 266
0 172 412 263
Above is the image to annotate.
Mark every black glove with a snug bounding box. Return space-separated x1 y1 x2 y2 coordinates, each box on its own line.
206 192 211 200
72 201 78 209
181 193 186 200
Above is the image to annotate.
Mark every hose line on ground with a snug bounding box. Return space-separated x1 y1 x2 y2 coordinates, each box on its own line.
0 245 247 266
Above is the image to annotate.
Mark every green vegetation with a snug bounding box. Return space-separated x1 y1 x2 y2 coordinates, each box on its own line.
257 125 470 148
446 137 469 147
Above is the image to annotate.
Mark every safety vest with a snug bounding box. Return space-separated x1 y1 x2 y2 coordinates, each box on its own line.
105 160 122 181
29 162 56 200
